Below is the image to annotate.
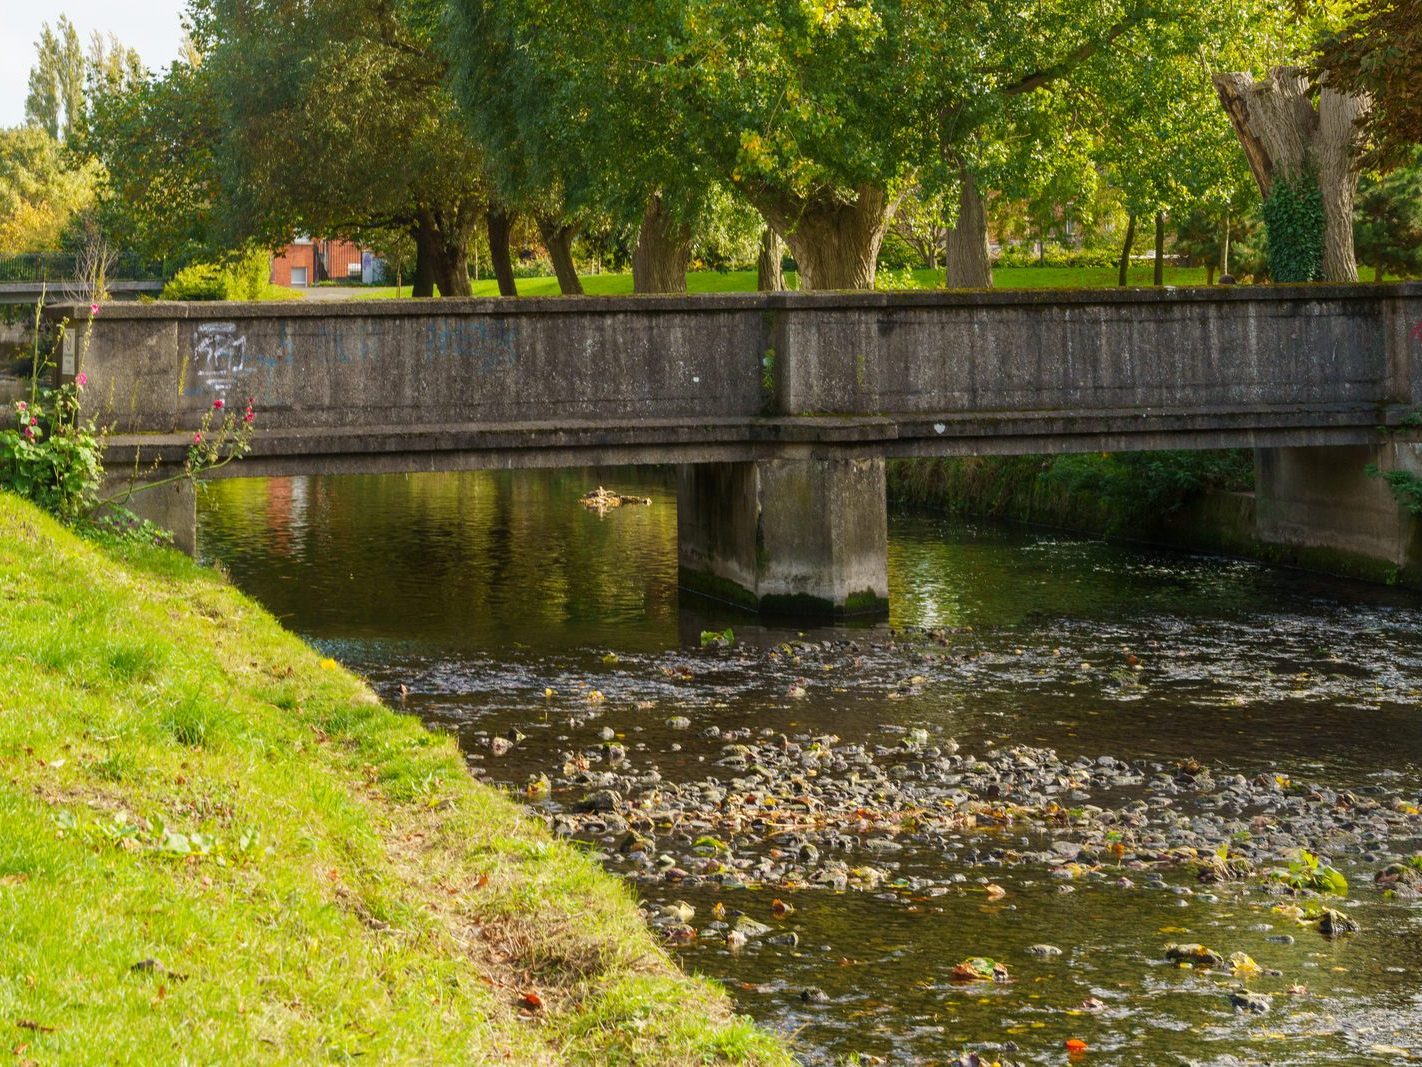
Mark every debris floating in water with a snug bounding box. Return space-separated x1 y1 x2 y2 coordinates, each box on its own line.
579 486 653 513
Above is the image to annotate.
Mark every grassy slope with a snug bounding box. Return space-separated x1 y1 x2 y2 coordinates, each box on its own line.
0 493 789 1066
346 264 1210 299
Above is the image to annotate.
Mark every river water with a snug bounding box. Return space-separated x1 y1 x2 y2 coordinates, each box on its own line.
200 468 1422 1066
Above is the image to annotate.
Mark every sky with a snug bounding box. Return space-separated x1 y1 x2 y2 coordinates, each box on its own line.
0 0 186 128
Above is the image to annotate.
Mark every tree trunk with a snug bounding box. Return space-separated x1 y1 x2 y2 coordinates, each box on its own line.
486 208 517 297
1153 211 1165 286
747 183 893 290
415 206 476 298
411 222 436 298
631 194 692 294
536 216 583 295
1207 264 1216 286
1220 215 1231 277
757 227 785 291
1118 213 1136 286
1212 67 1370 282
945 168 993 288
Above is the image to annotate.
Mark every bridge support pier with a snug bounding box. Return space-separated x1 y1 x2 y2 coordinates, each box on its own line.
676 456 889 618
101 476 198 556
1254 442 1421 584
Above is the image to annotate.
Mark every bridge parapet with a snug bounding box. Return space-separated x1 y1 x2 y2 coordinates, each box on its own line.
57 285 1422 465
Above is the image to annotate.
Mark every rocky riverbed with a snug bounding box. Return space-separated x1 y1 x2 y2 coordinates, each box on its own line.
199 473 1422 1065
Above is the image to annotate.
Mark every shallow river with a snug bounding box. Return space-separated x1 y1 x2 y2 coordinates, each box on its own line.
200 468 1422 1066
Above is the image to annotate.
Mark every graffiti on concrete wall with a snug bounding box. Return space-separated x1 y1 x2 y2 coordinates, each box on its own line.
193 322 247 395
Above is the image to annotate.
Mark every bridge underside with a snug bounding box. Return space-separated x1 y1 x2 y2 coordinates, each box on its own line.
108 429 1422 615
103 403 1405 481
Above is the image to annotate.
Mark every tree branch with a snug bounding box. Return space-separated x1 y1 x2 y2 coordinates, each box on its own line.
998 20 1132 98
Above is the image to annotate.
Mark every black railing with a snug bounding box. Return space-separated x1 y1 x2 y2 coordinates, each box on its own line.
0 252 165 283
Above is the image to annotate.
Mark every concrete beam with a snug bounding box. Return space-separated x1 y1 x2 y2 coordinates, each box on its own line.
677 457 888 618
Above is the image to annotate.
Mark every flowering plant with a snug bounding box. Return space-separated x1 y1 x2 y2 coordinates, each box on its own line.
0 304 103 523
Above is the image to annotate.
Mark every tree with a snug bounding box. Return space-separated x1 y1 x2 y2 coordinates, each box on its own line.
449 0 1197 291
25 17 84 142
1318 0 1422 166
1353 152 1422 281
447 0 719 293
86 59 223 269
0 126 98 254
1213 68 1370 281
145 0 499 297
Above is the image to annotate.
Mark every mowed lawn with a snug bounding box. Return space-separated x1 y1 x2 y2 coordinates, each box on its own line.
344 264 1212 300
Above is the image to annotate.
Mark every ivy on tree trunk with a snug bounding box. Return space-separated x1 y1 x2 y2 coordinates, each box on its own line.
1212 68 1369 282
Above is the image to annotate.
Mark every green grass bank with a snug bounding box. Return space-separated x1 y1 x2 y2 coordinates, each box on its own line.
0 493 790 1065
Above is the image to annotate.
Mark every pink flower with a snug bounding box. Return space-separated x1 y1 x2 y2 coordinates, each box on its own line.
15 401 26 412
213 398 224 410
193 432 203 444
89 303 100 315
29 417 37 427
75 372 88 387
22 426 34 440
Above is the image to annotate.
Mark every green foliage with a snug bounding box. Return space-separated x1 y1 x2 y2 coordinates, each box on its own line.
160 249 298 301
1365 463 1422 516
0 126 100 255
1353 153 1422 281
1261 171 1325 282
1044 450 1255 524
995 244 1120 269
0 312 102 523
1318 0 1422 165
1273 849 1349 896
700 628 735 649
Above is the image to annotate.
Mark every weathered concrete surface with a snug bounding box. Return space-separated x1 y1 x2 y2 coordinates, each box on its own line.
677 457 889 616
58 284 1422 476
1255 442 1422 584
101 476 197 556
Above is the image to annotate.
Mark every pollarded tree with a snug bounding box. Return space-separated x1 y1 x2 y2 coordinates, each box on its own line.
449 0 1212 292
1213 67 1370 281
180 0 497 296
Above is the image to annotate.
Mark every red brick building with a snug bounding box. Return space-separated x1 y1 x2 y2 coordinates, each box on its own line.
270 236 369 287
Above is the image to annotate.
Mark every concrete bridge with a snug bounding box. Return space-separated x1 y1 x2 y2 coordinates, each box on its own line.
2 280 162 304
61 284 1422 613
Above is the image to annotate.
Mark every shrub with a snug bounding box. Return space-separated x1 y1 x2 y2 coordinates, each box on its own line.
161 249 302 301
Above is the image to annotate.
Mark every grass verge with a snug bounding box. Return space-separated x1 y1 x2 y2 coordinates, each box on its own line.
339 264 1211 300
0 492 790 1065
